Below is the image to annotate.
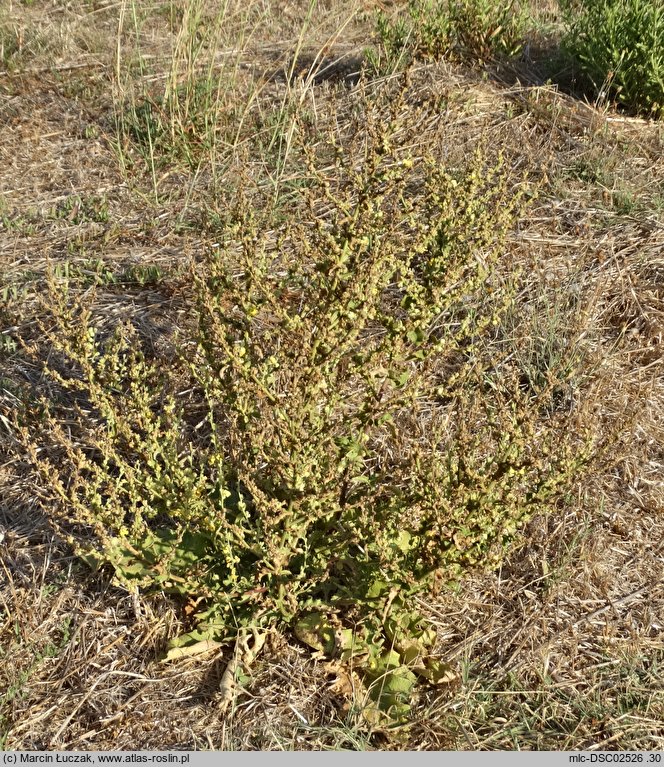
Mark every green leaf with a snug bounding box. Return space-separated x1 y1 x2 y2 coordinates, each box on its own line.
166 624 226 650
365 578 391 600
406 328 424 344
389 369 410 388
394 530 413 554
294 612 336 655
414 658 457 685
365 651 418 719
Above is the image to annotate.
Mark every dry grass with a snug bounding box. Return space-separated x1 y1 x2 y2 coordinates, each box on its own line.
1 0 663 751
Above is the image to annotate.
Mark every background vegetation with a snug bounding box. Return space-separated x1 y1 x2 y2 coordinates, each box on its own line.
561 0 664 117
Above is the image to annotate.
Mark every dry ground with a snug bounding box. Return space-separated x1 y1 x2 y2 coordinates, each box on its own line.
1 0 663 750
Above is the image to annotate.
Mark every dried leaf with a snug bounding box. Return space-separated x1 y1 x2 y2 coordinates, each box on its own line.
162 639 222 662
413 658 457 685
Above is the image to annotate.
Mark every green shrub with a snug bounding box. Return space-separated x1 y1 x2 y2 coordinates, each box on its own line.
20 85 600 720
368 1 452 72
562 0 664 118
368 0 527 73
448 0 528 60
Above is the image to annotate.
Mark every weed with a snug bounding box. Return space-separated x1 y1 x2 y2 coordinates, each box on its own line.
49 195 110 225
15 75 615 722
610 189 638 216
119 263 165 287
448 0 528 60
368 0 527 74
0 0 660 749
366 1 451 74
568 154 613 187
0 333 17 356
0 208 38 236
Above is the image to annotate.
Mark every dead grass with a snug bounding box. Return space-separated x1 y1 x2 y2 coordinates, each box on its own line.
1 0 663 751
